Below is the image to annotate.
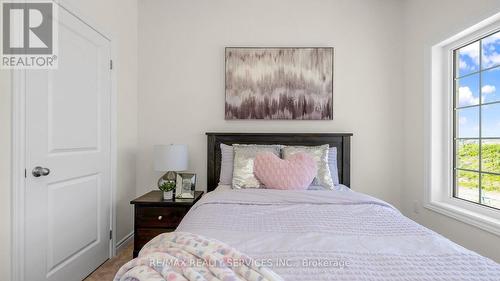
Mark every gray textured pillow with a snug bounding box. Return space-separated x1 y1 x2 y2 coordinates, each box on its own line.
282 144 334 189
232 144 281 189
218 143 234 185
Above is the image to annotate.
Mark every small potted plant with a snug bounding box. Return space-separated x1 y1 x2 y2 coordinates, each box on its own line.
158 181 176 200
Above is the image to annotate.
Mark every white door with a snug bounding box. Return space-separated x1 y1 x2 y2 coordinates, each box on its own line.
24 5 112 281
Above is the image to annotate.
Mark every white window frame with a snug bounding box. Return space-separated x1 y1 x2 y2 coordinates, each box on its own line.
427 13 500 236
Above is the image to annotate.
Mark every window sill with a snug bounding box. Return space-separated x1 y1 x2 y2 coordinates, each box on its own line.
424 199 500 236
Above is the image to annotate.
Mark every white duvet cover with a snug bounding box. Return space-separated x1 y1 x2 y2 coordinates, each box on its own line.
177 188 500 281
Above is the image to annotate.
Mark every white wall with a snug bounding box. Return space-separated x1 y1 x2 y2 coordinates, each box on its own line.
137 0 405 207
402 0 500 262
0 0 138 279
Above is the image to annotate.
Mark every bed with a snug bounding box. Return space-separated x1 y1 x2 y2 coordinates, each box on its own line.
115 132 500 281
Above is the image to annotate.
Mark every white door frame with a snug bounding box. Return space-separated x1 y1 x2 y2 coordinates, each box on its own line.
11 1 118 280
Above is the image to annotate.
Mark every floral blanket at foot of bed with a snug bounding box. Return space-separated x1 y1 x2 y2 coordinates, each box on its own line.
113 231 284 281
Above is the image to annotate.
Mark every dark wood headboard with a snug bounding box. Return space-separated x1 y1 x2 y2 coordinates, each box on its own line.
206 132 353 192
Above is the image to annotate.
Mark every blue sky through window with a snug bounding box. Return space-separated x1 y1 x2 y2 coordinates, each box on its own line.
458 107 479 138
458 41 479 77
457 74 480 107
482 103 500 137
482 67 500 103
482 32 500 69
457 31 500 140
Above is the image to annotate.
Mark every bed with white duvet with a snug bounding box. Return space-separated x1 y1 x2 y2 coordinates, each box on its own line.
115 133 500 280
174 186 500 280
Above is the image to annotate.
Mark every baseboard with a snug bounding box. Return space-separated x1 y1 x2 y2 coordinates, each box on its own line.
115 231 134 254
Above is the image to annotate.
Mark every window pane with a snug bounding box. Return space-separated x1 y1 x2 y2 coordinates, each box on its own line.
457 74 480 107
456 140 479 170
481 103 500 137
481 173 500 209
457 107 479 138
481 67 500 104
481 31 500 70
457 41 480 77
456 170 479 203
454 32 500 209
482 139 500 174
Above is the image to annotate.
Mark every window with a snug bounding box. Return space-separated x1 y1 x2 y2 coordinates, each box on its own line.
453 31 500 209
428 15 500 236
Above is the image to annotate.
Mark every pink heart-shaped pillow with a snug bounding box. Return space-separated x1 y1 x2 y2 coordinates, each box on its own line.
253 152 317 190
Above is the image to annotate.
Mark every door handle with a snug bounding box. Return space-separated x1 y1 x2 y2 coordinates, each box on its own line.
32 166 50 177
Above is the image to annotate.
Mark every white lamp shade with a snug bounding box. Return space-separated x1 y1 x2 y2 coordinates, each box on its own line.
154 144 188 172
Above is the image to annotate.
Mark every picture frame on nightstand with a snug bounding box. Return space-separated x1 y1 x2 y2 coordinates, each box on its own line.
175 172 196 199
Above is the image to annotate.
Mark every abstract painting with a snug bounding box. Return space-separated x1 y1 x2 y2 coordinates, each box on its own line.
225 47 333 120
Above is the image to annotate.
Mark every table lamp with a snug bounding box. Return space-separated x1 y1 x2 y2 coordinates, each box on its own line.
154 144 188 197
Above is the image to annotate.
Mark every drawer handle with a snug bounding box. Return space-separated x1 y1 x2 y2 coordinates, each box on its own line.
158 216 163 221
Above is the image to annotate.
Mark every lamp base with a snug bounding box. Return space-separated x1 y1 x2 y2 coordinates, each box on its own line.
161 171 176 182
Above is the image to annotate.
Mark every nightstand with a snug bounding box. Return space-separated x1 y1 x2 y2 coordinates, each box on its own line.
130 190 203 257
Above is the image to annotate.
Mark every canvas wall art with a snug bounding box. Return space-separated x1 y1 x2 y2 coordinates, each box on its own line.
225 47 333 120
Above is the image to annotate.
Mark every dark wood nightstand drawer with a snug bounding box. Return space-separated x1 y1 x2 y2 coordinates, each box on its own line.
134 228 173 248
135 206 188 228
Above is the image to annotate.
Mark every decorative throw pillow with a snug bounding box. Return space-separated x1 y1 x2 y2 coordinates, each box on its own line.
218 143 234 185
282 144 334 189
254 152 317 190
232 144 281 189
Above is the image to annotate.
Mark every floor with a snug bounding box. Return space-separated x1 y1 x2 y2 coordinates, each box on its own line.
84 240 133 281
